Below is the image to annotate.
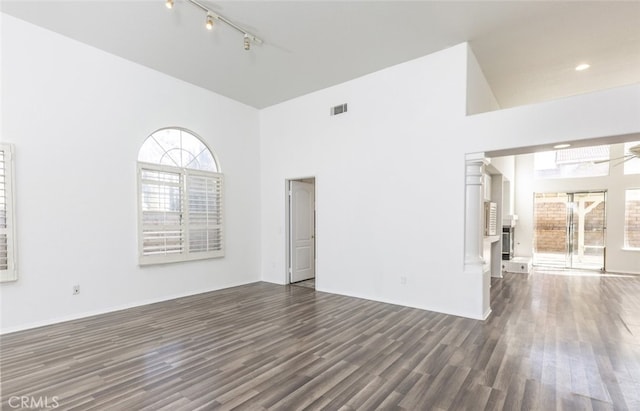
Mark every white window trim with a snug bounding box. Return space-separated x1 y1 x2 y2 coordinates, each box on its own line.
137 162 224 265
1 143 17 282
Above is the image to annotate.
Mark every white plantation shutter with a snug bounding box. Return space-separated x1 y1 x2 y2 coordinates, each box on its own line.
186 171 224 257
138 163 224 265
139 165 184 262
0 144 17 282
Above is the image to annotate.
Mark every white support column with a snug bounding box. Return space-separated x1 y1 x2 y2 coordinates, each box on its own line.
465 152 492 320
464 153 487 273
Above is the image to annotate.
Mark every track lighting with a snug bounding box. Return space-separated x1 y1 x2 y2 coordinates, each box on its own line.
243 34 250 51
165 0 263 51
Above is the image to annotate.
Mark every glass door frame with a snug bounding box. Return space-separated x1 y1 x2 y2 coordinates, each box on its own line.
533 190 607 271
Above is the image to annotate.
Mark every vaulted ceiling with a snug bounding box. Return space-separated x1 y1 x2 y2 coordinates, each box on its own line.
2 1 639 109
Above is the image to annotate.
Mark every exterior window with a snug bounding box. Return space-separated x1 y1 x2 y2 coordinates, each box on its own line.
137 128 223 265
623 141 640 175
0 144 17 282
624 189 640 249
534 145 609 179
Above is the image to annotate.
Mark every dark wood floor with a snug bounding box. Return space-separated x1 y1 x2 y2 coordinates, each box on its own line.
291 278 315 289
1 270 639 410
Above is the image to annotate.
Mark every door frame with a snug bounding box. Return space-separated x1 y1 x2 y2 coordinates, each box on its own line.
568 191 607 271
533 190 607 271
285 177 316 284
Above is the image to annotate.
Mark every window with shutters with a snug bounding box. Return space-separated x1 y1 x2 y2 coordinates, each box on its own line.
137 128 223 265
0 143 17 282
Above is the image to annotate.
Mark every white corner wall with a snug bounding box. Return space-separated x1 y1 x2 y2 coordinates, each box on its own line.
466 46 500 115
260 44 486 319
0 14 261 333
514 154 535 258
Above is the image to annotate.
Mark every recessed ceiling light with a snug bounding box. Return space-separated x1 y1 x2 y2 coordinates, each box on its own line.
554 143 571 149
575 63 590 71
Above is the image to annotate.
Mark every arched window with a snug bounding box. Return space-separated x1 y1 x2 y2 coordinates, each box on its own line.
137 128 223 264
138 128 218 172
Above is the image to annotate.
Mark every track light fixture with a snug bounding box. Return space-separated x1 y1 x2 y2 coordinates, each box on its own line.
166 0 263 51
243 34 250 51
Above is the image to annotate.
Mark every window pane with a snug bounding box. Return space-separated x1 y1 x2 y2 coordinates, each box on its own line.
141 171 181 213
141 169 180 184
140 168 184 256
138 137 166 165
138 128 218 172
534 145 609 179
187 173 223 253
625 189 640 249
153 129 183 167
0 144 16 281
191 149 217 172
0 149 5 229
180 132 207 169
0 234 7 270
623 141 640 175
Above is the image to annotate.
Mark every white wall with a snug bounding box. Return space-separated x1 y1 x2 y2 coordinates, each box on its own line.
489 156 515 216
513 144 640 274
466 46 500 115
490 156 515 183
260 42 640 320
463 85 640 154
514 154 535 258
0 14 261 333
260 44 485 318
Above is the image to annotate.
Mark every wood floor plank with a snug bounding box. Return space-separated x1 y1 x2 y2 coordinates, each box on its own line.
2 270 640 410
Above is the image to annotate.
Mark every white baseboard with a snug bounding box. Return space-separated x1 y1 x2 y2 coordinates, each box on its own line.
0 281 255 335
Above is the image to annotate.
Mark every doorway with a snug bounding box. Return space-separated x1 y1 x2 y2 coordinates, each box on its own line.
286 178 316 287
533 191 606 270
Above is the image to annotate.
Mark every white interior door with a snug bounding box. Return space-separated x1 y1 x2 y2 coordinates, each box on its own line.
290 181 315 282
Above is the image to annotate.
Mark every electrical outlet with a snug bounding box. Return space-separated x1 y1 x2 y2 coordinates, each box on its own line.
400 276 407 285
72 285 80 295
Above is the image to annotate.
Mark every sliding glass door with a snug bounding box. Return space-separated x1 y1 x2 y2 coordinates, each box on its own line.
533 191 606 270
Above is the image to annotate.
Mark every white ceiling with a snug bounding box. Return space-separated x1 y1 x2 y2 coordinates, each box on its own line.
2 0 639 109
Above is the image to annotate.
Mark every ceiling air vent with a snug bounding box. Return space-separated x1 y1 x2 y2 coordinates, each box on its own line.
330 103 348 116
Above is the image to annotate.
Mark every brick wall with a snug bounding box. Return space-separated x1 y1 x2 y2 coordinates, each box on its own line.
534 201 606 254
626 200 640 248
535 202 567 253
